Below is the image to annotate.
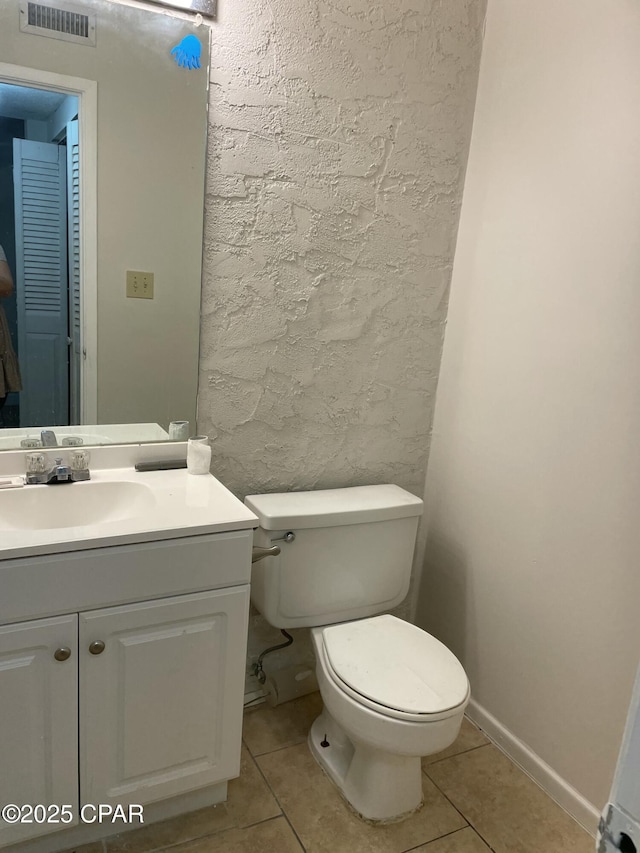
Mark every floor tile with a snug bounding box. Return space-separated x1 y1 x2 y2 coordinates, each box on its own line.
226 744 282 827
165 816 303 853
426 744 594 853
105 746 278 852
412 827 492 851
104 802 234 853
243 691 323 756
257 742 467 853
422 718 489 768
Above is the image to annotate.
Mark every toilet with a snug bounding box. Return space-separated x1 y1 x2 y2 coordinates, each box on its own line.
244 484 470 823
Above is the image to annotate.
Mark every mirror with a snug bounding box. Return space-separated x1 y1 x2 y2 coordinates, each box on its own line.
0 0 210 450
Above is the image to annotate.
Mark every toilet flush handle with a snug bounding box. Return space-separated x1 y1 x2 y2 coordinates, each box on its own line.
251 532 295 563
251 545 281 564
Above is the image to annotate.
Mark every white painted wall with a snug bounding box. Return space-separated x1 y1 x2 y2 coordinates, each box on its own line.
417 0 640 822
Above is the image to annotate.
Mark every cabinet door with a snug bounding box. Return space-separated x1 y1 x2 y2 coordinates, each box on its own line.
80 586 249 807
0 615 79 848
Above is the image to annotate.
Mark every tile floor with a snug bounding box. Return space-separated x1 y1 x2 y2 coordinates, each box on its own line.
66 692 595 853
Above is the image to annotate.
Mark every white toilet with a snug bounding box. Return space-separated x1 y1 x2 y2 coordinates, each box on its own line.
244 484 470 823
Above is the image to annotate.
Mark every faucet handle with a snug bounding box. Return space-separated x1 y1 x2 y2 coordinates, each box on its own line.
70 449 91 480
71 449 91 470
25 453 47 474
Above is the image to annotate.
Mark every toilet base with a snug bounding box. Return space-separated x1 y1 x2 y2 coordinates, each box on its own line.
308 711 424 823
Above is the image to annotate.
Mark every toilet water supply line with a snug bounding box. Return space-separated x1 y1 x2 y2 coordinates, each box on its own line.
253 630 294 685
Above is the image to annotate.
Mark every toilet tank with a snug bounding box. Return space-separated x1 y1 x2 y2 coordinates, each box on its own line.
244 485 424 629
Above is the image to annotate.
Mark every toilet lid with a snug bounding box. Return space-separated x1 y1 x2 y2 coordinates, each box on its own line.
322 615 469 716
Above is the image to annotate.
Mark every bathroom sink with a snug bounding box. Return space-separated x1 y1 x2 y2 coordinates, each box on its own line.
0 480 156 531
0 461 258 561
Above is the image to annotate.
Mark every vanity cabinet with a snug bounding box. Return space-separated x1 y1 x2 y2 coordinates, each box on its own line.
0 616 79 848
0 531 253 851
80 588 248 807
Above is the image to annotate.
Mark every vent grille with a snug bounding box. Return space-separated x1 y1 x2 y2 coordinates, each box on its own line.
19 0 96 46
27 2 89 37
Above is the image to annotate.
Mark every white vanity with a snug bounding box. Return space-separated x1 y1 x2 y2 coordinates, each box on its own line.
0 447 257 852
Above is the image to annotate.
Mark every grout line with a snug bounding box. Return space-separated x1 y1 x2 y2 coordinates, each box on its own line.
246 738 308 759
140 815 288 853
237 813 290 832
400 826 490 853
423 768 497 852
280 810 307 852
243 746 284 821
422 741 491 768
249 745 308 852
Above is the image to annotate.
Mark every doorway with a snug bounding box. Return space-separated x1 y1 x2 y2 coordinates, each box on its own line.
0 83 80 428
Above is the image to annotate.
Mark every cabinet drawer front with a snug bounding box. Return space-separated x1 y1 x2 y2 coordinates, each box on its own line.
0 615 79 848
79 586 249 806
0 531 252 625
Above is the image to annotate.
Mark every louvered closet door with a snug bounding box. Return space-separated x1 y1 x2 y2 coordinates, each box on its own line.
13 139 69 427
66 121 81 425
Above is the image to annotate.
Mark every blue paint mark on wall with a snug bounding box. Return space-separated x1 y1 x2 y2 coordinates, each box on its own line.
171 35 202 70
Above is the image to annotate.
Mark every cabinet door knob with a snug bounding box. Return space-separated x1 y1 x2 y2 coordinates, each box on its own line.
54 647 71 662
89 641 105 655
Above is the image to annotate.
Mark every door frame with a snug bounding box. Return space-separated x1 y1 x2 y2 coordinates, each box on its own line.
0 63 97 423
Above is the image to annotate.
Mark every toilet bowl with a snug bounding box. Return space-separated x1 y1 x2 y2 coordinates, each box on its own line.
244 484 470 823
307 614 469 821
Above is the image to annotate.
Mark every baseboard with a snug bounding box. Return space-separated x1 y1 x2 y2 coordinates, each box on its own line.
466 698 600 837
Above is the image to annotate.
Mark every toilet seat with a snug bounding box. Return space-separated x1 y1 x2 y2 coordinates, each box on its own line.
320 614 470 723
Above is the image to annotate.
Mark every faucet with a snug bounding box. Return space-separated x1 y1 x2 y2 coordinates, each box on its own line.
25 453 90 485
40 430 58 447
26 456 71 485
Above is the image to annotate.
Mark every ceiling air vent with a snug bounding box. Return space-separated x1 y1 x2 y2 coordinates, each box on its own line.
19 0 96 46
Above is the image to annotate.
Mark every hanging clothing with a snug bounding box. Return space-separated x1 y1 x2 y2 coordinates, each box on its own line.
0 244 23 397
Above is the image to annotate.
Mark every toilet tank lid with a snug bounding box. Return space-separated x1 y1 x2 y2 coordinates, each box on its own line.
244 484 423 530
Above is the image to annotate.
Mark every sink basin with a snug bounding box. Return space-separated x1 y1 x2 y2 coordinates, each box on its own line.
0 480 156 531
0 461 258 562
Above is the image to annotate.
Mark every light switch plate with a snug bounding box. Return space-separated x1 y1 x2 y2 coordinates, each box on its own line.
126 270 154 299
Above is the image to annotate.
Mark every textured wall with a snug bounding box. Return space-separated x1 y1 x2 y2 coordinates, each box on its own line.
198 0 485 678
199 0 485 500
